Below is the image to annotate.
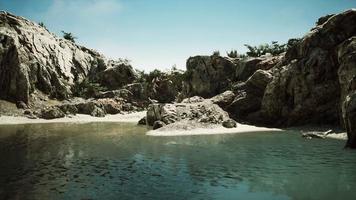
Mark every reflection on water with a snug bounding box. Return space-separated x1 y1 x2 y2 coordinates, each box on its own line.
0 123 355 200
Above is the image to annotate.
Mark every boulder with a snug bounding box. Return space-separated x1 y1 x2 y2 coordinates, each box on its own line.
150 76 177 103
235 57 264 81
40 107 65 119
153 121 166 130
222 119 237 128
96 60 137 90
77 102 106 117
184 55 237 98
210 90 235 109
138 117 147 125
228 70 273 121
146 100 232 130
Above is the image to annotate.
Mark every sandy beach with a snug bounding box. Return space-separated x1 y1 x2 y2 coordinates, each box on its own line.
0 112 146 125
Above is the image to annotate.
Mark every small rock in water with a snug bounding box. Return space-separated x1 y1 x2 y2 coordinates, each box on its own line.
302 132 325 139
153 121 166 130
222 119 237 128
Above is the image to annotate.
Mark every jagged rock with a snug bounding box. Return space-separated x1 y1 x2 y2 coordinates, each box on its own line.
77 102 106 117
181 96 205 104
96 60 137 90
184 55 237 98
146 104 162 126
153 121 166 130
146 101 232 130
123 83 146 100
210 90 235 109
96 89 132 99
344 92 356 148
150 76 177 103
222 119 237 128
40 107 65 119
228 70 273 121
138 117 147 125
57 104 78 115
96 98 122 114
0 11 108 103
258 9 356 126
235 58 264 81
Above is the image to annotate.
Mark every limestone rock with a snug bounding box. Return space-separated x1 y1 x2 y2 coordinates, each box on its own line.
0 11 107 103
184 55 237 98
96 60 137 90
222 119 237 128
40 107 65 119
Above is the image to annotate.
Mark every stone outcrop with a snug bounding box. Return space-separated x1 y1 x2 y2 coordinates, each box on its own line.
95 60 137 90
183 55 237 98
0 11 136 105
145 95 237 130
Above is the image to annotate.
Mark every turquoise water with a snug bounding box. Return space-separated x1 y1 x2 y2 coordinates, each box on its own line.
0 122 355 200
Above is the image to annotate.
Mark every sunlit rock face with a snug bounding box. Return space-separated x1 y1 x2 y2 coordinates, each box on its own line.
0 11 138 105
258 9 356 126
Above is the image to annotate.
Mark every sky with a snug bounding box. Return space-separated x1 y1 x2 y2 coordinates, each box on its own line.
0 0 355 71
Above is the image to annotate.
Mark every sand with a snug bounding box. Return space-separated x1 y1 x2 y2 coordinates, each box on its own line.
0 112 146 125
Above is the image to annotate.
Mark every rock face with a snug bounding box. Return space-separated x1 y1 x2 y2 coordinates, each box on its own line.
146 99 233 129
96 60 137 90
184 55 237 98
0 11 137 105
259 10 356 126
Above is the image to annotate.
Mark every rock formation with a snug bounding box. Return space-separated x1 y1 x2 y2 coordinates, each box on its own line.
0 11 136 106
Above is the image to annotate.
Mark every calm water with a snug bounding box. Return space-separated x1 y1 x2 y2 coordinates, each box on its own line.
0 123 355 200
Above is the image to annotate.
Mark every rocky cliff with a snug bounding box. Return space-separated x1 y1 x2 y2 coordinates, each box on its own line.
0 11 136 106
183 9 356 147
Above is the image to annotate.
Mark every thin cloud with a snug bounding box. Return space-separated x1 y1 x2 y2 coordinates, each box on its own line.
46 0 122 19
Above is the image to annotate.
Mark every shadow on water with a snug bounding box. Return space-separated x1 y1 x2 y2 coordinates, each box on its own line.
0 123 355 200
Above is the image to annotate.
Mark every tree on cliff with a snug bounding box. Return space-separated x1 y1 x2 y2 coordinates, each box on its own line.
244 41 286 57
61 31 77 43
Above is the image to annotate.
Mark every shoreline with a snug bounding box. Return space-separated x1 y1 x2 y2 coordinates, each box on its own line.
0 112 347 140
146 122 283 136
0 111 146 125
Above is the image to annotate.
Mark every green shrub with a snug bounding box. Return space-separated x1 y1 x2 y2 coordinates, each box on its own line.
227 50 238 58
38 22 46 29
244 41 287 57
61 31 77 43
72 79 106 98
212 51 220 57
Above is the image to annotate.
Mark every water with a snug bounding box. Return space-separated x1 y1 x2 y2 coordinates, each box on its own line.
0 122 355 200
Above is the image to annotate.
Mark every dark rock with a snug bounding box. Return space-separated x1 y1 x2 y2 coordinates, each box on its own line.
138 117 147 125
153 121 166 130
96 98 122 114
77 102 106 117
16 101 28 109
96 60 137 90
40 107 65 119
184 55 237 98
228 70 273 121
210 91 235 109
58 104 78 115
222 119 237 128
23 109 32 115
235 57 264 81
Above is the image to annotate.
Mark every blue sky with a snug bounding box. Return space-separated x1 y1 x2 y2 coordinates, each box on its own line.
0 0 355 70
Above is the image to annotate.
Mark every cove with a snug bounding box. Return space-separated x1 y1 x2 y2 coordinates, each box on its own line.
0 122 355 200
